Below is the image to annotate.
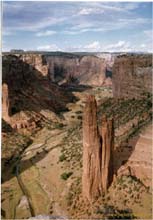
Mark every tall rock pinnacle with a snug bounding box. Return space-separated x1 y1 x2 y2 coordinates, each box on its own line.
82 95 102 201
2 83 10 122
101 116 114 193
82 96 114 201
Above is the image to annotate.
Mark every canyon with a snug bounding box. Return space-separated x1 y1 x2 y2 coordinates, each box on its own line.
1 51 152 220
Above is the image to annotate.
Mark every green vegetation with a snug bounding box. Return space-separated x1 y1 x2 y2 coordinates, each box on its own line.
59 154 66 162
98 96 152 145
95 205 136 219
60 125 82 169
98 96 152 129
54 123 64 129
61 171 73 180
75 110 82 114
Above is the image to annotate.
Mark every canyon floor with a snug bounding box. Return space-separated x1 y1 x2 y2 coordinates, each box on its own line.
1 86 152 219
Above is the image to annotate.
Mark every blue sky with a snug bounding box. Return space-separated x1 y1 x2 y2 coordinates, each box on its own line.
3 1 153 52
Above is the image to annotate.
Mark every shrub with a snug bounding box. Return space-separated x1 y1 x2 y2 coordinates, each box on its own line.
75 111 82 114
59 154 66 162
61 172 73 180
77 115 82 120
55 123 64 129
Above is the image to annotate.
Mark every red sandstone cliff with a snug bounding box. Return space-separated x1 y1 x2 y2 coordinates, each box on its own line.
112 54 152 99
2 54 74 131
47 55 107 86
117 123 152 188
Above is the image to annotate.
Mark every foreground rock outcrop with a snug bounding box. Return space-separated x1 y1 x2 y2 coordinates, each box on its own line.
82 95 102 201
112 54 152 99
2 83 10 123
101 116 114 193
117 123 152 188
82 95 114 201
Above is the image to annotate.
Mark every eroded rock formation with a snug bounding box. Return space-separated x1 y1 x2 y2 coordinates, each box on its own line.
15 53 48 76
46 55 108 86
2 54 74 131
82 96 114 201
112 54 152 99
101 116 114 193
2 83 10 123
82 95 102 201
117 123 152 188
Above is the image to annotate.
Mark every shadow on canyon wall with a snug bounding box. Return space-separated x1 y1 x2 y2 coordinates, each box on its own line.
2 55 91 183
2 55 91 116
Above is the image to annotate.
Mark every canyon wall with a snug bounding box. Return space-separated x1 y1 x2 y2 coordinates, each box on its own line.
82 95 114 201
6 53 110 86
46 55 108 86
118 123 152 188
112 54 152 188
112 54 152 99
2 54 73 130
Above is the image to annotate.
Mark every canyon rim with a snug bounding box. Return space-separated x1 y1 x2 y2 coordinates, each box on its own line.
1 1 153 220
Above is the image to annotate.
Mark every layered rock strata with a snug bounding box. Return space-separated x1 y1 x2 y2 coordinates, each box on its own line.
47 55 107 86
2 55 73 131
82 95 114 201
112 54 152 99
4 52 110 86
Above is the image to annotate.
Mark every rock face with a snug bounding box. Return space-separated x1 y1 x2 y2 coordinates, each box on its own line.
101 116 114 193
112 54 152 99
82 95 102 201
46 55 108 86
118 124 152 187
20 54 48 76
2 83 10 123
82 96 114 201
3 52 112 87
2 54 74 130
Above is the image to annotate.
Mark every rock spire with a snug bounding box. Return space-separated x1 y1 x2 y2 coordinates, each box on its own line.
82 95 114 201
82 95 102 201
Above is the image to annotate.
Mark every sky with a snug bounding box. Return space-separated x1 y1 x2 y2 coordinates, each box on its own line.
2 1 153 52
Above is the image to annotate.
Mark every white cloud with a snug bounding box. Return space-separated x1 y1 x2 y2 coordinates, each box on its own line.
78 8 94 15
78 3 140 16
37 44 61 51
5 16 66 32
78 7 104 15
36 30 56 37
102 40 152 53
85 41 101 51
65 41 101 52
66 17 151 35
